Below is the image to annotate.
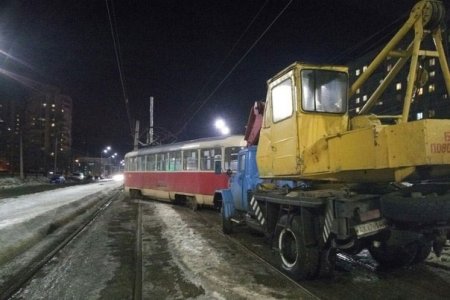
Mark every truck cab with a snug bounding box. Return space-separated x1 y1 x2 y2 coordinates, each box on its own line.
257 63 349 178
216 146 261 232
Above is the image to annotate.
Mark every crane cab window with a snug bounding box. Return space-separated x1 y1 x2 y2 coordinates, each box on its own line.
301 69 347 113
271 78 293 122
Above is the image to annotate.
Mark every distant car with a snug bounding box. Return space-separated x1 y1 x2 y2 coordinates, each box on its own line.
70 172 85 181
50 175 65 184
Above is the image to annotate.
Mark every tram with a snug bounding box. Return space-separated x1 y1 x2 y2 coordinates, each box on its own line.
124 135 245 209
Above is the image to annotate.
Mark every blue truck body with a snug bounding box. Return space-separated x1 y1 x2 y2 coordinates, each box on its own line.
219 146 261 221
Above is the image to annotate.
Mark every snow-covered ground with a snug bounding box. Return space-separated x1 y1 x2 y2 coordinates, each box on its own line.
0 180 122 229
0 180 123 268
0 176 49 190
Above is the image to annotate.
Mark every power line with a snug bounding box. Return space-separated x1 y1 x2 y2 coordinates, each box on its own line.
177 0 270 123
175 0 293 137
330 11 409 64
105 0 133 138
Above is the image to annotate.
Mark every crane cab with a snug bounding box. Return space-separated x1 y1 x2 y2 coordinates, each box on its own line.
257 63 349 178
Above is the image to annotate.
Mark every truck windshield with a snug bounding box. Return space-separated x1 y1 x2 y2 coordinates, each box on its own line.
301 69 347 113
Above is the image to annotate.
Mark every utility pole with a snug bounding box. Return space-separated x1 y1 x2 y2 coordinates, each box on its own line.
134 120 140 151
54 134 58 173
19 131 24 180
149 96 154 145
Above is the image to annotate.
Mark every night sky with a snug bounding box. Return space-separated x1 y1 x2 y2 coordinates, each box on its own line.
0 0 442 157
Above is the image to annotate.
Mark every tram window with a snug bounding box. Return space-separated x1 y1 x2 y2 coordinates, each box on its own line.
157 153 167 171
168 151 182 171
224 146 241 171
130 157 137 171
146 154 156 171
138 156 146 171
183 149 198 170
200 147 221 170
133 158 137 171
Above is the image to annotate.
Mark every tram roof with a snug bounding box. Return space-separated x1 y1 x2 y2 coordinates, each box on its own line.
124 135 246 158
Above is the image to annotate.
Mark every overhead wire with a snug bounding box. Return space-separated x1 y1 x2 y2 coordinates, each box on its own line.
105 0 134 138
175 0 293 138
329 11 409 64
177 0 270 124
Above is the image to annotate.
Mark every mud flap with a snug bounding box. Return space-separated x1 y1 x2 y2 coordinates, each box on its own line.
218 189 235 219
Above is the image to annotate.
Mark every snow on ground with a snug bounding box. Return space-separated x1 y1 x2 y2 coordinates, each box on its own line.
0 179 124 287
0 180 122 229
0 176 49 190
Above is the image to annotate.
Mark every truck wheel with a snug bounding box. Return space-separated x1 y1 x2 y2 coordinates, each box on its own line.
369 242 418 268
381 192 450 223
278 215 319 280
222 211 233 234
412 240 432 264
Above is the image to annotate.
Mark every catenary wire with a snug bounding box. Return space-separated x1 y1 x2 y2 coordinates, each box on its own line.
105 0 134 139
177 0 270 125
175 0 293 138
329 11 409 64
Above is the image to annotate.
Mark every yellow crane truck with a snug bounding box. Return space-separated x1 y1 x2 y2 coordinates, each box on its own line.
216 0 450 279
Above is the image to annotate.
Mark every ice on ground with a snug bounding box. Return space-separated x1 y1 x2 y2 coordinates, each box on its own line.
154 204 289 299
0 180 122 229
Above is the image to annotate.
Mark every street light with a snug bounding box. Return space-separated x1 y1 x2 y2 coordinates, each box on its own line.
214 118 230 135
109 153 119 174
100 146 111 177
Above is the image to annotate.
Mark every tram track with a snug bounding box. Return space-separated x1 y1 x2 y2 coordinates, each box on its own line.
186 207 450 299
133 201 143 300
0 192 117 300
129 198 450 299
182 207 320 299
217 223 320 299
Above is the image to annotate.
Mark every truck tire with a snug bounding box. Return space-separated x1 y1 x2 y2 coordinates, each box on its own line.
368 242 418 268
381 192 450 223
278 215 320 280
369 240 432 268
412 240 432 264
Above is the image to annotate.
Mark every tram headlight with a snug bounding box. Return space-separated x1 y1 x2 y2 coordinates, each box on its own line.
113 173 124 181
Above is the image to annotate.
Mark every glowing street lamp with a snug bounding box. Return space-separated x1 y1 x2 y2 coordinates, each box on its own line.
214 118 230 135
101 146 112 177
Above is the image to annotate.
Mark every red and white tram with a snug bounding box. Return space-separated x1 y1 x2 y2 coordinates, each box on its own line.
124 135 245 209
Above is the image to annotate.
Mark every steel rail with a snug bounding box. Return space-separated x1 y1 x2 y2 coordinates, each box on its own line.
0 191 118 300
186 209 320 300
133 200 143 300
